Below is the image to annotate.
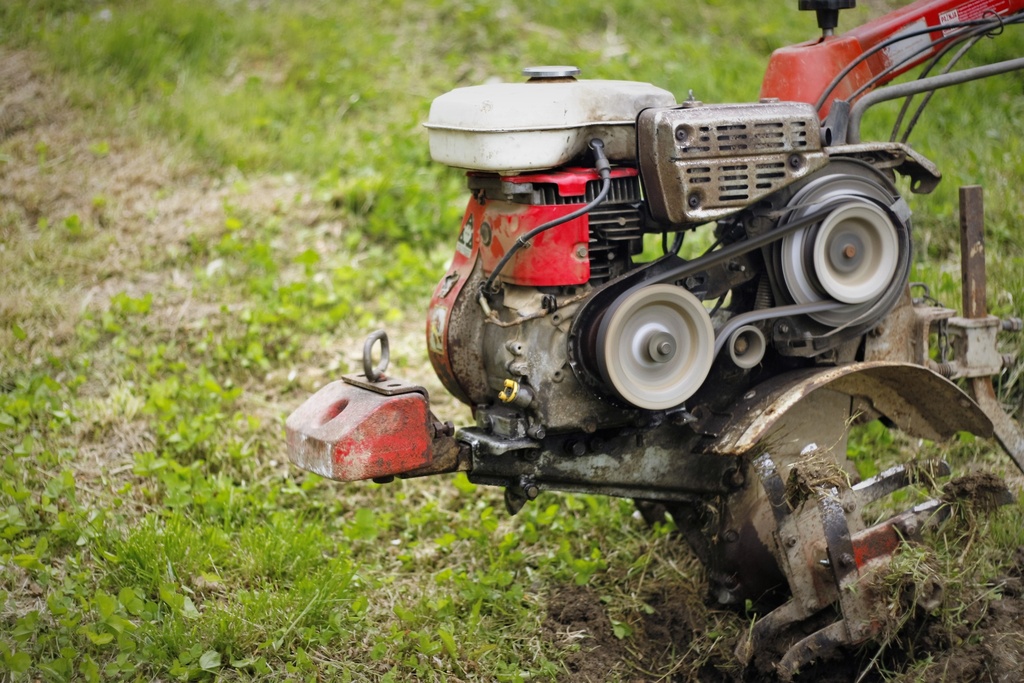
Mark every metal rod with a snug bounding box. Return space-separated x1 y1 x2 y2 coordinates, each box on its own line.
959 185 986 319
956 184 1024 475
847 57 1024 143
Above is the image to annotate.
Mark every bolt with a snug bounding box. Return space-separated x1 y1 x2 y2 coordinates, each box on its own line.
575 245 588 259
842 244 857 259
785 535 798 548
725 468 746 488
843 501 856 514
777 323 791 334
688 193 701 209
675 126 689 143
527 424 546 440
788 154 803 170
524 484 540 499
432 421 455 437
565 440 586 457
724 529 739 543
839 553 855 569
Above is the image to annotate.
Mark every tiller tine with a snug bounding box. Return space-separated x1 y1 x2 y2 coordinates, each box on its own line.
739 454 1010 681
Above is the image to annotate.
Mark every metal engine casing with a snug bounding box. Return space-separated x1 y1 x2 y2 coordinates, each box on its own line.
427 173 644 435
428 94 913 434
639 101 830 225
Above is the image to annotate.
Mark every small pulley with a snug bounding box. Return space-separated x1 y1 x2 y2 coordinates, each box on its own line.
596 284 715 410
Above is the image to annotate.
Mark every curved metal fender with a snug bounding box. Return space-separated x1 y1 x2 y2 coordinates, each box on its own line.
710 361 994 456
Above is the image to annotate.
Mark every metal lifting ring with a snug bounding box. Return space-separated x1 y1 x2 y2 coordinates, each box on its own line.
362 330 390 382
596 284 715 410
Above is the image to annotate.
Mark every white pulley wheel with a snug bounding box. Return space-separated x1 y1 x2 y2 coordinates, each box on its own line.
813 201 898 304
776 165 909 327
597 284 714 410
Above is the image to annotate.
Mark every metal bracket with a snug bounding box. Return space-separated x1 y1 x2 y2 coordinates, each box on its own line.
342 373 427 397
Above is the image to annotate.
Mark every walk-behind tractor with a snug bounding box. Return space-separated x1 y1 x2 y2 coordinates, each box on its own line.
287 0 1024 676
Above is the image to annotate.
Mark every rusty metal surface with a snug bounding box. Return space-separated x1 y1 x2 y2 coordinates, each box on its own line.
826 142 941 194
286 379 435 482
737 598 806 665
739 462 953 677
638 101 829 224
862 289 955 366
777 620 852 682
954 184 1024 474
464 423 733 501
960 185 987 319
342 372 426 397
943 316 1005 378
970 378 1024 474
710 362 993 455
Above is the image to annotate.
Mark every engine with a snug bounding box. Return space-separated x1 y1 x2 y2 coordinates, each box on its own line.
424 67 913 447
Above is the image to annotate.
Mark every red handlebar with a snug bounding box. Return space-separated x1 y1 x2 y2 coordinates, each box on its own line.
761 0 1024 117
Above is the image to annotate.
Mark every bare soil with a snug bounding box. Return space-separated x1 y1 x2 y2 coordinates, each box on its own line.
543 539 1024 682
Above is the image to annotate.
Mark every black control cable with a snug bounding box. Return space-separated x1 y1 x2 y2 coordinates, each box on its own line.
893 13 1020 143
478 138 612 313
813 14 1018 113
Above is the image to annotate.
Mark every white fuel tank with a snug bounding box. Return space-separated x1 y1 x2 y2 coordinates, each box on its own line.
425 67 676 173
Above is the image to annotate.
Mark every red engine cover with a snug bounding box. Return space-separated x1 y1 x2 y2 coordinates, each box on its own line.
479 167 639 287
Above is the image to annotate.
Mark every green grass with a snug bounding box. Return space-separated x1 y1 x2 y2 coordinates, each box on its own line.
1 0 1023 681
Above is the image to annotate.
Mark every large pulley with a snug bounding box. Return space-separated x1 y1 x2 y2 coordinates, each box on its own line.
776 163 911 328
595 284 715 410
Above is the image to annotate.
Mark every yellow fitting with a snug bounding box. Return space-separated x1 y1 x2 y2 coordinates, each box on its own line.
498 379 519 403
